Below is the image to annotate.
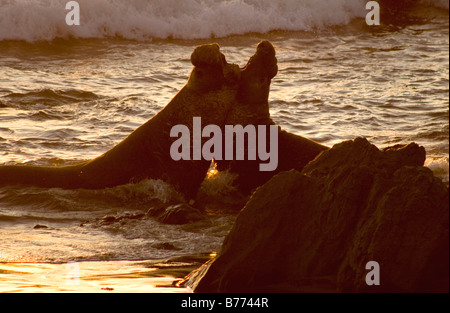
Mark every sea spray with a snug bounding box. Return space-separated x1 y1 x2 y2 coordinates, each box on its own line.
0 0 367 42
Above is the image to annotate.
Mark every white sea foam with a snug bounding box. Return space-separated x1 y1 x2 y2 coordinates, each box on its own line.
425 157 450 183
0 0 367 42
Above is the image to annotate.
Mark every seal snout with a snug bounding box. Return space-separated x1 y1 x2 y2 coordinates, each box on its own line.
256 40 276 59
190 43 223 68
243 40 278 80
190 43 241 84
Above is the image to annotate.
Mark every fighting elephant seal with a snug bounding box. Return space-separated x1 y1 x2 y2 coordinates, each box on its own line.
218 40 329 194
0 43 240 200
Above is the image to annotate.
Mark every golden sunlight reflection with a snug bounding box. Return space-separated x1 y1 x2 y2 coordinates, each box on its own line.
0 261 192 293
209 251 217 258
206 160 219 179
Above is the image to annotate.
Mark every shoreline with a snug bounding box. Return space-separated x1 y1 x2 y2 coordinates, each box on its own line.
0 254 212 293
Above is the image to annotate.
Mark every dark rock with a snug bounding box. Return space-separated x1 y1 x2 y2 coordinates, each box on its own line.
151 242 180 251
157 204 207 225
101 287 114 291
100 216 116 225
97 212 145 226
33 224 49 229
190 138 449 293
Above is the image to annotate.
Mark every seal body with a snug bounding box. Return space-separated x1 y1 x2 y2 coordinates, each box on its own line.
218 41 328 194
0 44 240 200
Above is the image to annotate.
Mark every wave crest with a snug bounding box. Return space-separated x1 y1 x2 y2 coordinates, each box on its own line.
0 0 367 42
425 157 449 184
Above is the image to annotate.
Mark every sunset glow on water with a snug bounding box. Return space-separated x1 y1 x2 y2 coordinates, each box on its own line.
0 0 448 293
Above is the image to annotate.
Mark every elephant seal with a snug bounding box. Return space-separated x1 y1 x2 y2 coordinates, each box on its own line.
217 40 329 194
0 43 240 200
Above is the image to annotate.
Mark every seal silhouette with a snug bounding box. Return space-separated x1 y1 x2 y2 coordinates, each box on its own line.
218 40 329 194
0 43 240 200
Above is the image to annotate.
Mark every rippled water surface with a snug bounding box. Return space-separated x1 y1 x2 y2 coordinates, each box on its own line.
0 0 448 292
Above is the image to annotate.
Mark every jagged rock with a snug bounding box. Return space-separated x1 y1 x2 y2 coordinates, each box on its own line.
189 138 449 293
33 224 49 229
157 204 207 225
151 242 180 251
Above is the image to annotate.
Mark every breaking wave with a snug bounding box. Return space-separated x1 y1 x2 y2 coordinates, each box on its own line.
0 0 369 42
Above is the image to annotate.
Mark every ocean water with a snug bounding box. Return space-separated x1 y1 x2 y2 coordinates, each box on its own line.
0 0 448 292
